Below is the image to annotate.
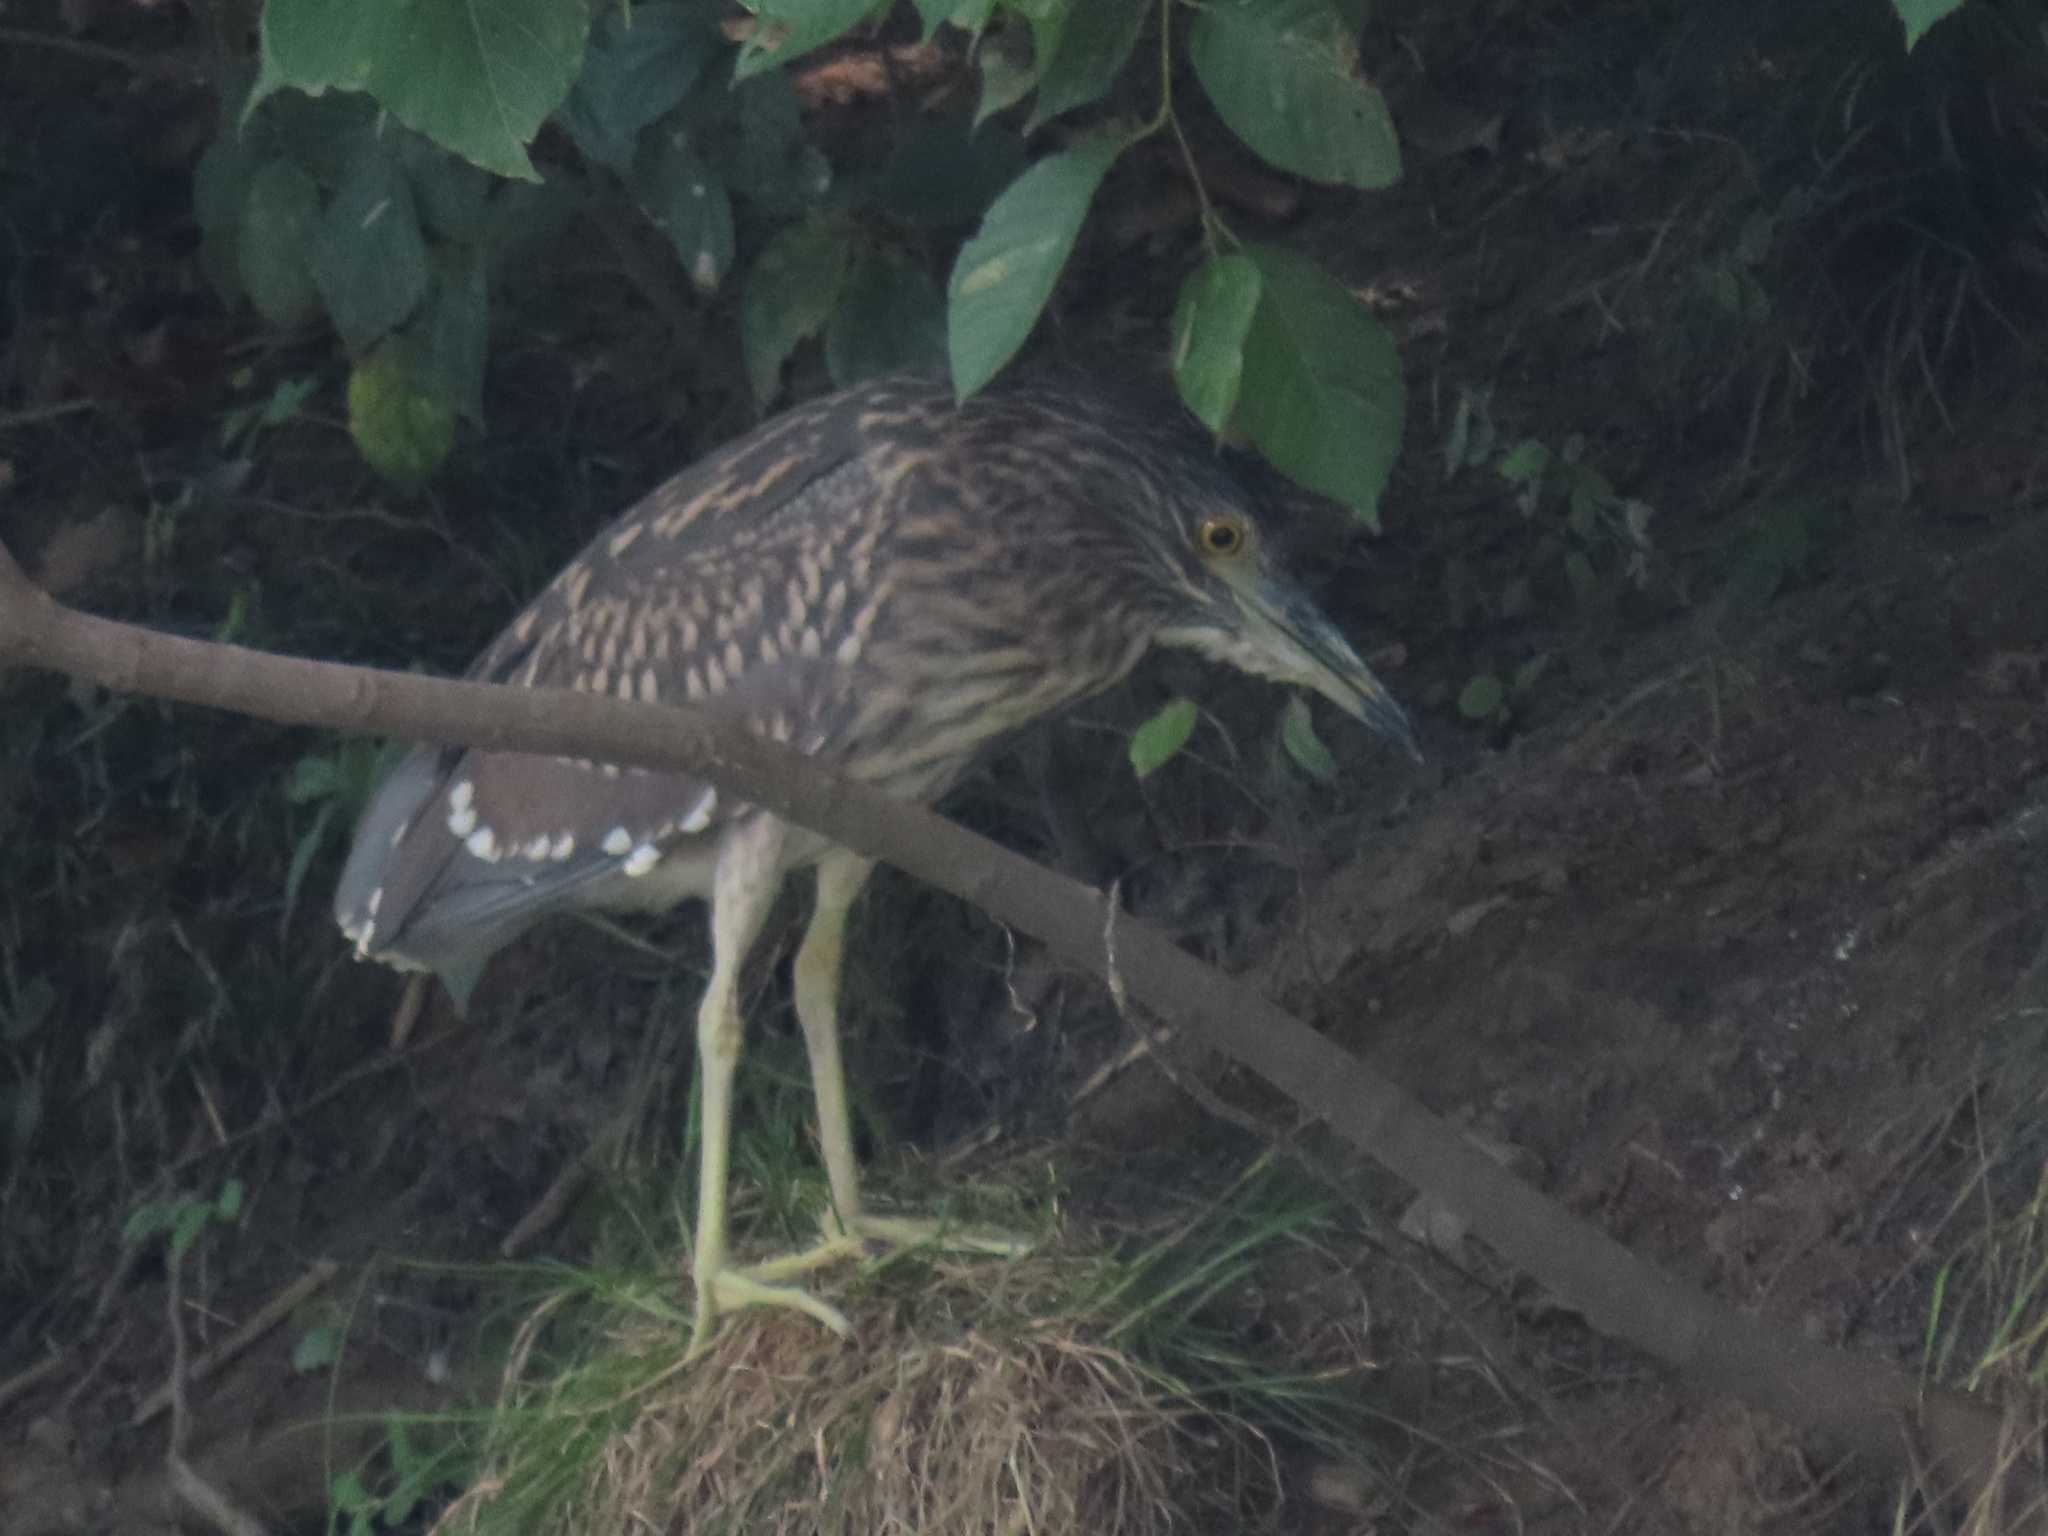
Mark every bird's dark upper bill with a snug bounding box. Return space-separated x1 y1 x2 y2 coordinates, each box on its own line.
1280 597 1423 763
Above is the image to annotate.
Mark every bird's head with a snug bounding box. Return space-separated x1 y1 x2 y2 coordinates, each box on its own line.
1141 471 1421 762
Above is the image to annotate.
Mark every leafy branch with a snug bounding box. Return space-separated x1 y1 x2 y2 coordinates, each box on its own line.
199 0 1407 522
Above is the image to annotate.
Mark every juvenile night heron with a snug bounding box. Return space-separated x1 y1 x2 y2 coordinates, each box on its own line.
335 370 1416 1352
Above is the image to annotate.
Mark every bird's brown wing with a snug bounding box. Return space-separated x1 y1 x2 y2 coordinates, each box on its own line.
332 420 912 1000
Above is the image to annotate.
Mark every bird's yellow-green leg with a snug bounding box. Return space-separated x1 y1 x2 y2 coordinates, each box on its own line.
747 847 1029 1285
687 817 850 1358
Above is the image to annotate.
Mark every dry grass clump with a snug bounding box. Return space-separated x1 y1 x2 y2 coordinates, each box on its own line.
441 1244 1291 1536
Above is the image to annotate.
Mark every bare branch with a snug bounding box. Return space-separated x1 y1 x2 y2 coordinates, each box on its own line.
0 536 2022 1511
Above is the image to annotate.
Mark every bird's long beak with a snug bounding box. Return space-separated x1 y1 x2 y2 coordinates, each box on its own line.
1251 585 1423 763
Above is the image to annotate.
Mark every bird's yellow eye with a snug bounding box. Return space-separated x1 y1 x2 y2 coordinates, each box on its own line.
1197 516 1247 558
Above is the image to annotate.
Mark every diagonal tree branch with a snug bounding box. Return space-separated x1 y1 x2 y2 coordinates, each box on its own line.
0 538 2027 1517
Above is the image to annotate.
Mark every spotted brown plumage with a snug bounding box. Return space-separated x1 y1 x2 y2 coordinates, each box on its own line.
334 369 1418 1354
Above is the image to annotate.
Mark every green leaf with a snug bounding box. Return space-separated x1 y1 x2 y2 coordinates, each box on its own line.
254 0 588 181
1130 698 1198 778
975 25 1039 126
825 249 946 386
1457 674 1504 720
1030 0 1147 127
559 0 724 172
311 141 432 353
194 130 262 234
1010 0 1072 105
743 218 856 405
1564 549 1597 601
348 340 456 486
237 159 323 329
1496 438 1550 484
282 805 335 941
1279 694 1338 782
1171 254 1263 433
1234 244 1404 526
1511 652 1551 695
193 132 262 303
123 1201 178 1245
1894 0 1967 50
633 130 734 291
329 1470 373 1513
915 0 987 33
170 1203 210 1261
285 753 341 803
259 376 319 429
421 245 491 423
948 136 1126 398
215 1179 245 1220
1188 0 1400 189
264 88 381 185
737 0 882 79
1566 488 1597 540
293 1323 342 1373
401 133 494 243
724 76 834 216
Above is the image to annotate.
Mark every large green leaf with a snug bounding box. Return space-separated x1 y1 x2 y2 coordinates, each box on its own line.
825 249 946 385
1235 244 1403 526
237 159 323 328
1188 0 1399 189
947 136 1125 398
736 0 882 79
633 131 735 291
1170 253 1263 433
1030 0 1147 128
742 217 855 405
559 0 724 172
310 142 432 353
253 0 589 181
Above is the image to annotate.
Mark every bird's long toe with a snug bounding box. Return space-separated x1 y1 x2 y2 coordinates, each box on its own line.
688 1266 853 1357
838 1212 1033 1258
735 1212 1031 1292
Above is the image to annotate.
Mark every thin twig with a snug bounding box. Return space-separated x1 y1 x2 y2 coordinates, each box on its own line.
500 1150 600 1260
0 397 98 431
0 26 146 69
0 1349 66 1416
133 1260 341 1426
163 1249 274 1535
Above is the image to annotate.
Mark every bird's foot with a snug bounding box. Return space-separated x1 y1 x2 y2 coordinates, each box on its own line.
687 1216 1033 1356
837 1211 1033 1259
745 1210 1031 1283
686 1265 851 1359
